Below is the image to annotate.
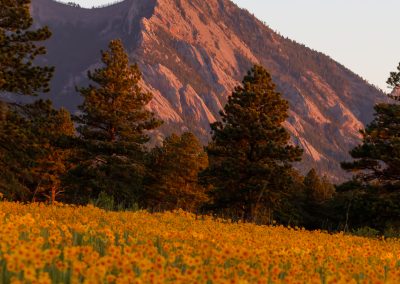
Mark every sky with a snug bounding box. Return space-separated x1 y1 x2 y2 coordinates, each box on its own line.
232 0 400 91
64 0 400 90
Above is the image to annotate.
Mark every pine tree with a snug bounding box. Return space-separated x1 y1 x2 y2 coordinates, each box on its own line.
202 65 303 222
0 0 53 95
145 132 208 212
0 0 55 200
341 104 400 186
75 39 161 145
0 105 32 200
27 102 75 203
304 169 335 203
334 63 400 232
0 100 75 201
387 62 400 100
68 39 162 205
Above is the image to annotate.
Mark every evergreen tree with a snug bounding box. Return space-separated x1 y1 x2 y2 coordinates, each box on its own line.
0 100 75 201
300 168 335 229
341 104 400 186
387 62 400 100
0 105 32 200
145 132 208 212
202 65 303 222
304 169 335 203
67 39 162 205
27 102 75 203
336 65 400 233
0 0 55 200
0 0 53 95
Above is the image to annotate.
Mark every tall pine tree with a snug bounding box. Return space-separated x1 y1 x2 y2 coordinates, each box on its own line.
341 104 400 185
335 62 400 232
67 39 162 205
202 65 303 222
0 0 56 200
304 169 335 203
145 132 208 212
342 60 400 186
387 62 400 100
27 101 75 203
0 100 75 201
0 0 53 95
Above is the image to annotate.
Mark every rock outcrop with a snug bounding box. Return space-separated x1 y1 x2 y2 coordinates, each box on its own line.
30 0 388 181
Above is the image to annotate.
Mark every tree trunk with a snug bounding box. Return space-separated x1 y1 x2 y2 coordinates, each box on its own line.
51 186 56 204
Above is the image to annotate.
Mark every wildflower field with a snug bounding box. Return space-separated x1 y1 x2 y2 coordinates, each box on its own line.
0 202 400 284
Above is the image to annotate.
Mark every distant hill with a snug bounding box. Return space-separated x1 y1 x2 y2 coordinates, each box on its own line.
30 0 388 182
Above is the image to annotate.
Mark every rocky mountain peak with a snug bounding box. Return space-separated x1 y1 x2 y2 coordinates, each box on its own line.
30 0 388 181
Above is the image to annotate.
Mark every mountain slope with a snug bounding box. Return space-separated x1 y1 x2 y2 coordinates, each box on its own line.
30 0 388 181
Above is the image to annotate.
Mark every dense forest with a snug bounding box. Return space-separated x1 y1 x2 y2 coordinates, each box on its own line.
1 0 400 237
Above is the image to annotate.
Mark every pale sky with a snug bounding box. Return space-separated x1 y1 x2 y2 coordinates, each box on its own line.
233 0 400 91
62 0 400 90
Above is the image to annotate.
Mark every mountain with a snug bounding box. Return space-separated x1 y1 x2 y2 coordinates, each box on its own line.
30 0 388 182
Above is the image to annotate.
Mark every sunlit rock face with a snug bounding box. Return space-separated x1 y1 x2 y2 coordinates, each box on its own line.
31 0 388 181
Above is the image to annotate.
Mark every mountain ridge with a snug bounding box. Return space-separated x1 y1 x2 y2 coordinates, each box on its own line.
30 0 388 181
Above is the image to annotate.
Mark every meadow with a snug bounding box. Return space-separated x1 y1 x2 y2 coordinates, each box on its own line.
0 201 399 284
